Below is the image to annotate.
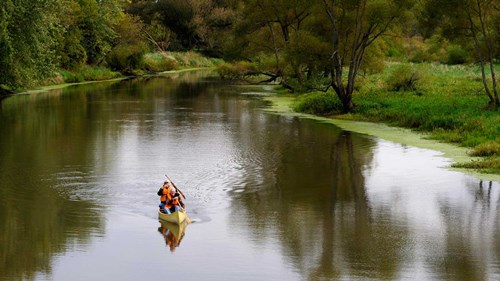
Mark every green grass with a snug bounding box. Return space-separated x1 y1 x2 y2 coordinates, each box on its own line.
292 92 343 115
293 62 500 174
59 66 122 83
168 51 216 68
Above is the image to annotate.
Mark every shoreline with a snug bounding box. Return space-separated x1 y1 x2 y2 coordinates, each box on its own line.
262 95 500 183
11 67 214 97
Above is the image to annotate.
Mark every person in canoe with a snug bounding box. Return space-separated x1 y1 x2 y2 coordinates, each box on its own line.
158 181 185 214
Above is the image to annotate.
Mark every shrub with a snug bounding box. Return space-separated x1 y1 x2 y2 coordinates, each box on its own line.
469 141 500 157
445 45 468 65
59 66 121 83
410 50 427 63
106 43 148 74
142 53 178 72
452 158 500 174
386 64 422 91
292 92 343 115
59 29 87 70
216 61 257 79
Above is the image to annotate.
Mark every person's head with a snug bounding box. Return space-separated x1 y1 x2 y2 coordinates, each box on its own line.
169 187 176 196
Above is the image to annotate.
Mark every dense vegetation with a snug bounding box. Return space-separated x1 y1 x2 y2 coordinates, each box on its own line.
0 0 499 172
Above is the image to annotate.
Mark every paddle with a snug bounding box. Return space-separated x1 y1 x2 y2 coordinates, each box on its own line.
165 174 186 199
165 174 192 224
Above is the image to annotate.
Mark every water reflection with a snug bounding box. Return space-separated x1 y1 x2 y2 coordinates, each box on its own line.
0 71 498 280
430 179 500 281
0 70 220 280
224 113 411 279
158 221 188 253
0 87 107 280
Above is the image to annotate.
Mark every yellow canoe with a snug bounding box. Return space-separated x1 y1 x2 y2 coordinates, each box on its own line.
158 209 186 224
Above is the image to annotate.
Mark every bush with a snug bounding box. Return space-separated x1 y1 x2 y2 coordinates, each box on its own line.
216 61 257 79
452 158 500 174
59 66 121 83
445 45 468 65
469 141 500 157
142 53 178 72
106 43 148 74
386 64 422 91
292 92 343 115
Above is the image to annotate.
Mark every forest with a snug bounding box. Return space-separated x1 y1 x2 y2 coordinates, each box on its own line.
1 0 499 173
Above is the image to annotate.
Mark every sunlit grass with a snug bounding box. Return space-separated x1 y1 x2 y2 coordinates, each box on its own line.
293 62 500 174
59 66 122 83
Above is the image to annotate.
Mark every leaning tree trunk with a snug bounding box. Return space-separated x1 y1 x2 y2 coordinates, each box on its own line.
330 71 354 112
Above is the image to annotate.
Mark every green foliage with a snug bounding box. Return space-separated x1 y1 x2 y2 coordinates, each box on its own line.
361 39 387 74
406 35 450 63
452 158 500 174
292 92 343 115
353 63 500 152
216 61 257 79
0 0 59 89
170 51 214 67
59 66 121 83
77 0 122 64
155 0 195 48
58 28 87 69
142 53 178 72
106 43 148 74
469 141 500 157
445 44 468 65
386 64 424 91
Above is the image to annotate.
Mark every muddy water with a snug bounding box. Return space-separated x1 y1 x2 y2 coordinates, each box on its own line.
0 71 498 281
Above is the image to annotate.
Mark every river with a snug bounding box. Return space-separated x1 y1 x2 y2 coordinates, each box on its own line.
0 71 498 281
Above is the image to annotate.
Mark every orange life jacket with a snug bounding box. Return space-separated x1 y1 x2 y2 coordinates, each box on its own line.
165 187 180 209
160 186 169 202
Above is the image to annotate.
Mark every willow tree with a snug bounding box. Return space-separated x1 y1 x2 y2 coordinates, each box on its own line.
322 0 410 112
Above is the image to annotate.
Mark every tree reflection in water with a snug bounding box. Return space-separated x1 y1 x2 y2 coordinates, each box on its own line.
430 180 500 281
227 115 410 280
0 87 109 280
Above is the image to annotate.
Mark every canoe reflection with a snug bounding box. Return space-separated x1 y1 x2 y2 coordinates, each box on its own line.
158 220 188 252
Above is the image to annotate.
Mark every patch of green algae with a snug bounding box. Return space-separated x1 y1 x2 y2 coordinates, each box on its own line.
262 95 500 182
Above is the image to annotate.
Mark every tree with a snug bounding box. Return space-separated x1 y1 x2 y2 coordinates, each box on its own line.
76 0 122 65
231 0 313 86
105 13 148 73
421 0 499 108
321 0 411 112
0 0 60 89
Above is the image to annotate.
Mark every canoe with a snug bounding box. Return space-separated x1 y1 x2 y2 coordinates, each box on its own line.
158 209 186 224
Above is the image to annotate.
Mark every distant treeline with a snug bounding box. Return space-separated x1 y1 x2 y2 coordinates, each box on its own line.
1 0 498 108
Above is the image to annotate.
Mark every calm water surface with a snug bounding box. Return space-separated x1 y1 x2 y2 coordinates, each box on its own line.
0 71 498 281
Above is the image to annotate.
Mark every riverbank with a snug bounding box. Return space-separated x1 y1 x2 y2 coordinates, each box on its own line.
287 62 499 176
7 51 220 96
262 95 500 182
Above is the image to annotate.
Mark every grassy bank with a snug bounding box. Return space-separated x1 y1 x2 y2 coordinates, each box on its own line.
292 62 500 174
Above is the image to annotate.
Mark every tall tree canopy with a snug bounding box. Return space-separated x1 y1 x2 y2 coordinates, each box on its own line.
0 0 59 89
